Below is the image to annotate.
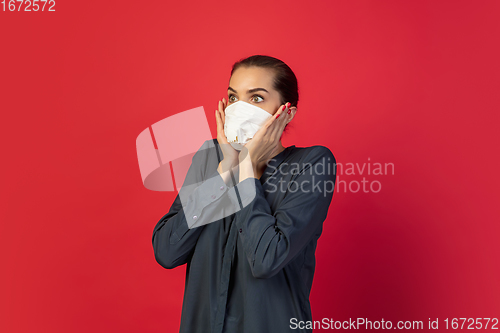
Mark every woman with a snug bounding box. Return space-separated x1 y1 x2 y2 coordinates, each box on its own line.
152 55 337 333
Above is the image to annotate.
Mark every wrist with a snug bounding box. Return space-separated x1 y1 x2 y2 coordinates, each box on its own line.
238 158 259 182
218 160 239 186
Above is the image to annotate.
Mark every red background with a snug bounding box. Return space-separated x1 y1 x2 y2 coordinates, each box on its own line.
1 0 499 332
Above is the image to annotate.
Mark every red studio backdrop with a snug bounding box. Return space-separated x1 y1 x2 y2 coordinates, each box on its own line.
1 1 499 332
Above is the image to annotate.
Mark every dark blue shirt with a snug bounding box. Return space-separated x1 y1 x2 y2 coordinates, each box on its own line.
152 139 337 332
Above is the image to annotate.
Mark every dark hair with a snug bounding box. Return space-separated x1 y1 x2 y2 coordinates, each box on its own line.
230 54 299 110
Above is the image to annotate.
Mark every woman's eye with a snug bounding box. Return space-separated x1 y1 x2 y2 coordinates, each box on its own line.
228 94 263 103
252 95 264 102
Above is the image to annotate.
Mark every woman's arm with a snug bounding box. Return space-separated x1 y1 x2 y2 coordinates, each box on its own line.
229 146 337 279
152 139 234 269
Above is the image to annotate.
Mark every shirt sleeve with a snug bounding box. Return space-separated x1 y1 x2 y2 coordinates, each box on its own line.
230 146 337 279
152 140 235 269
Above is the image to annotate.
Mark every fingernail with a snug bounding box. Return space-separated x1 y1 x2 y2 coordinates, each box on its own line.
287 109 291 114
276 113 281 119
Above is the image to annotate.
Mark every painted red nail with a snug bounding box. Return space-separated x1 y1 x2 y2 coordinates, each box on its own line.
276 113 281 119
287 109 291 114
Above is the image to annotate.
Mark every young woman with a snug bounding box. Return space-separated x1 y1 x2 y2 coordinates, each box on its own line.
152 55 337 333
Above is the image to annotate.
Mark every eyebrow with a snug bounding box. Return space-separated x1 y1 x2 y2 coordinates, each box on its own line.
227 87 269 94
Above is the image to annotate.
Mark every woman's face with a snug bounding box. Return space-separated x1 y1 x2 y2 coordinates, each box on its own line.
227 66 283 115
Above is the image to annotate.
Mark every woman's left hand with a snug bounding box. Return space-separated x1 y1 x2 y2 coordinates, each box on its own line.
239 102 291 180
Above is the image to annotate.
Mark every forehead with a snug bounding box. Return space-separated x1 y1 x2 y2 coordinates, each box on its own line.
229 66 275 92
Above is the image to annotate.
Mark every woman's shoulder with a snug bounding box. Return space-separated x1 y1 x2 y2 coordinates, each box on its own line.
290 144 336 164
192 138 219 158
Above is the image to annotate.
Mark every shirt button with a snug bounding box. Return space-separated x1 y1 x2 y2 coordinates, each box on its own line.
192 215 198 220
239 228 242 233
220 185 225 190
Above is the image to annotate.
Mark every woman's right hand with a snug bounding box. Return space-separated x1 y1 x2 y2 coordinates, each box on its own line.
215 98 239 183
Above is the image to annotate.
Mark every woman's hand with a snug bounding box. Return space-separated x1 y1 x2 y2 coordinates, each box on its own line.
215 97 240 185
238 102 291 181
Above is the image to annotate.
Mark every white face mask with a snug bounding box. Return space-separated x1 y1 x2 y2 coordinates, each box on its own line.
223 100 273 150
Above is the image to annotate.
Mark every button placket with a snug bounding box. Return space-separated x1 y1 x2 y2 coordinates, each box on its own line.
213 216 239 333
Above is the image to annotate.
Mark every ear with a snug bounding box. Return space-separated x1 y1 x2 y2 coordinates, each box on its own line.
286 106 297 124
